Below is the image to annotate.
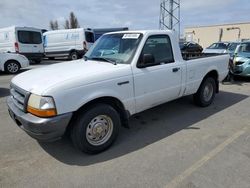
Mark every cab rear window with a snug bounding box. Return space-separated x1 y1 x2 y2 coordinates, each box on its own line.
17 31 42 44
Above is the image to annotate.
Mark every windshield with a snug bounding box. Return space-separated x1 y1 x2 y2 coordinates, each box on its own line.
227 43 239 51
85 33 143 64
208 43 228 49
236 43 250 55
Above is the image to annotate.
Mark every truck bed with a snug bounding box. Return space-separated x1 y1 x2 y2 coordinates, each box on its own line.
182 52 226 61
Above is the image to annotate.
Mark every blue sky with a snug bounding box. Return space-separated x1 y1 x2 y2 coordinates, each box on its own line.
0 0 250 34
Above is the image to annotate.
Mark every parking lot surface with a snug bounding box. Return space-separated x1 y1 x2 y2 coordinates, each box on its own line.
0 60 250 188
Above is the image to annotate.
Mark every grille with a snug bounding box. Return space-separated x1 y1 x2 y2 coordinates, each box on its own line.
10 84 29 112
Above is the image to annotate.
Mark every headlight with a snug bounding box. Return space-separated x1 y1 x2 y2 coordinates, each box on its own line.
27 94 57 117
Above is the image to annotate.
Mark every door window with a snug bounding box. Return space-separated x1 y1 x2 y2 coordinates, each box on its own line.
138 35 174 67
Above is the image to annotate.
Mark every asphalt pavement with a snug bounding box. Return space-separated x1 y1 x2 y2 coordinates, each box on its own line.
0 60 249 188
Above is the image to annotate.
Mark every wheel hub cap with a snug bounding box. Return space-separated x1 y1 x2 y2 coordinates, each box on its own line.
203 83 213 102
7 63 18 73
86 115 113 146
72 54 77 60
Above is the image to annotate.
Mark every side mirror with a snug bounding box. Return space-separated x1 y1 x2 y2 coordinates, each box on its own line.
137 54 155 68
143 54 155 64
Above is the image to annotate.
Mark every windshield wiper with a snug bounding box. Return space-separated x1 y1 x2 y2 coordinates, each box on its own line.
90 57 117 65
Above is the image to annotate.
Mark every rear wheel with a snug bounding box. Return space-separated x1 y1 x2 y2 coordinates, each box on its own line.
69 51 78 60
193 77 216 107
5 61 20 74
71 104 121 154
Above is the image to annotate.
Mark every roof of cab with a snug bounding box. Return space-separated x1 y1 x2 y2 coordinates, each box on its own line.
104 30 174 35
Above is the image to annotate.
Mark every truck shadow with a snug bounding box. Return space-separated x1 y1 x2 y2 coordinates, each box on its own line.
0 88 10 98
39 91 248 166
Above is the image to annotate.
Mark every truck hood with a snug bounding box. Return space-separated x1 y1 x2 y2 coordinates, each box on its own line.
11 60 131 95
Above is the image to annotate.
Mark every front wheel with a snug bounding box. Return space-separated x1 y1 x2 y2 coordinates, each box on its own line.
69 51 78 60
71 104 121 154
193 77 216 107
5 61 20 74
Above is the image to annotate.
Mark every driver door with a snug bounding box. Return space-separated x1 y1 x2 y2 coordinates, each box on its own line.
133 34 183 113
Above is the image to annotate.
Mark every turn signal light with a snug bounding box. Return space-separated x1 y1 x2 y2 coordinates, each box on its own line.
27 106 57 118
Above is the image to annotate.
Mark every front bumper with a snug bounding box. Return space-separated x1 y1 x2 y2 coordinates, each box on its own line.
230 65 250 77
7 96 73 142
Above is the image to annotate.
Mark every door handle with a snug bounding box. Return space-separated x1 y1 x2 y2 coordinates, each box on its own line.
172 67 180 72
117 81 129 86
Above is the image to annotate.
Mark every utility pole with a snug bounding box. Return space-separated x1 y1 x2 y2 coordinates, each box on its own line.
159 0 180 38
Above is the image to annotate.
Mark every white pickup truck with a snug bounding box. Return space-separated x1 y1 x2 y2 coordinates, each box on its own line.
7 30 229 153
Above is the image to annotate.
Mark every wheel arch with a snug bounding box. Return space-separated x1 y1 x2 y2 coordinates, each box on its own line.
201 70 219 93
67 96 130 134
69 49 78 56
69 49 77 53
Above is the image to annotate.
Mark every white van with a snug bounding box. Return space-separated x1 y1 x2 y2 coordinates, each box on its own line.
43 28 95 60
0 26 44 63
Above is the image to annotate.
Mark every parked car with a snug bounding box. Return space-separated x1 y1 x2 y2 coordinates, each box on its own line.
203 42 229 54
43 28 95 60
7 30 229 153
180 42 203 53
0 52 29 74
229 41 250 77
0 26 44 63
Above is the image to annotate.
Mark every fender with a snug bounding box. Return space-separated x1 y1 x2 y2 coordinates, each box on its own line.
75 89 135 115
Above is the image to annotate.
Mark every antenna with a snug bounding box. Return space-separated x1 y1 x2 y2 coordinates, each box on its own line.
159 0 180 37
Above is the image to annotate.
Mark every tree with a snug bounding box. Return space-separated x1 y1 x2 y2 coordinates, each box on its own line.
64 12 80 29
64 20 70 29
49 11 80 30
50 20 59 30
69 12 80 28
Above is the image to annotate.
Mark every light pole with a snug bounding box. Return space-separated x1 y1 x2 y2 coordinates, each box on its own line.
227 27 241 41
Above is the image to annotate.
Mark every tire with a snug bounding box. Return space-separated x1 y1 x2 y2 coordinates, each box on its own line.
69 51 78 60
4 61 20 74
71 104 121 154
193 77 216 107
34 59 41 64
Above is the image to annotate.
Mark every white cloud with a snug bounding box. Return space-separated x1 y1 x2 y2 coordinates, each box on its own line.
181 0 235 10
0 0 249 33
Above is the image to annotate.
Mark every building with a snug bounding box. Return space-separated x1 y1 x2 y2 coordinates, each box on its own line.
184 22 250 48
